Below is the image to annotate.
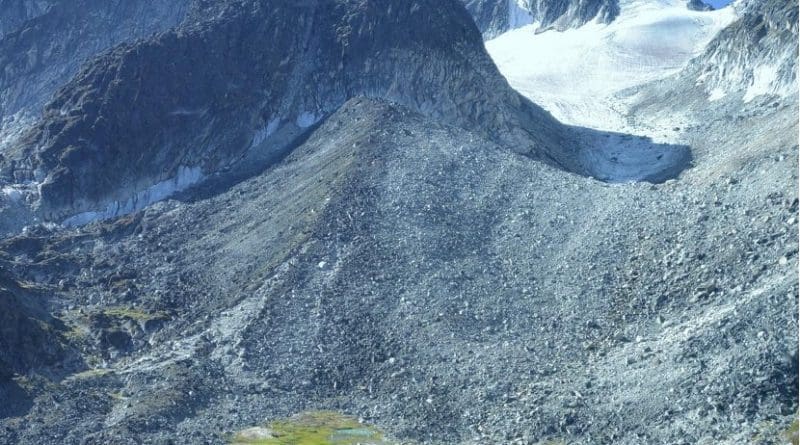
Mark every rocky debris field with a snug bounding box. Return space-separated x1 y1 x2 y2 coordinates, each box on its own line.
0 0 797 444
0 96 796 444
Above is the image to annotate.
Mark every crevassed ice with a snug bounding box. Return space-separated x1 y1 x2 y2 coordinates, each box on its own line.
62 166 203 227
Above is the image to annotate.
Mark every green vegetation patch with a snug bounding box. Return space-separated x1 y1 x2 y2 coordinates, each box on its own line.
786 416 799 445
229 411 389 445
65 368 114 382
101 306 169 322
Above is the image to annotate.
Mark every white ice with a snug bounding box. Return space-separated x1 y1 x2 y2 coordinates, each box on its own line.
250 118 281 149
62 165 203 227
708 87 727 101
743 64 780 103
2 186 23 202
296 111 321 128
486 0 736 129
486 0 736 182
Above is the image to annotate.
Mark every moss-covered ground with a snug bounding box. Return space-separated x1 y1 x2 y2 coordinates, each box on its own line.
229 411 390 445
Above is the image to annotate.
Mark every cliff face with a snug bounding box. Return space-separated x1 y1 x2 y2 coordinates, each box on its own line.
0 0 566 225
461 0 619 38
628 0 798 116
692 0 798 102
0 0 191 124
0 0 55 39
0 267 66 379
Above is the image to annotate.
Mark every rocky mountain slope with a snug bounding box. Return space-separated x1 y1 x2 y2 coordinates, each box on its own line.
460 0 715 38
627 0 798 115
462 0 620 38
0 0 55 38
0 0 796 444
0 0 192 125
0 95 796 444
0 0 573 232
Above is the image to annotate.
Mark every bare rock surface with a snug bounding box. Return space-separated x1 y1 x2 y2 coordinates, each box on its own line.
461 0 620 39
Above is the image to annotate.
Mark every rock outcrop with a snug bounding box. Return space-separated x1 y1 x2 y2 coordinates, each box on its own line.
462 0 619 38
0 0 191 123
0 0 55 39
0 267 65 379
686 0 714 11
630 0 798 114
1 0 567 226
693 0 798 102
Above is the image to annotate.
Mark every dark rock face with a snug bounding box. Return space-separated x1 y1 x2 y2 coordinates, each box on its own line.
0 269 64 378
528 0 619 31
0 0 191 123
0 0 56 39
1 0 566 224
461 0 619 39
686 0 714 11
461 0 528 39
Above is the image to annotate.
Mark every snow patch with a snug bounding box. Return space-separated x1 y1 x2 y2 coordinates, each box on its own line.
0 112 35 153
296 112 321 128
168 108 205 117
250 118 281 148
708 87 727 101
743 64 780 103
579 132 691 183
62 166 203 227
2 186 23 202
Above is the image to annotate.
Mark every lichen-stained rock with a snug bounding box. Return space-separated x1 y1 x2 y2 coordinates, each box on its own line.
229 411 395 445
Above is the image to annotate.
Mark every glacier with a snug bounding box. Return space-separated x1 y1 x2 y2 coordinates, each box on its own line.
486 0 737 128
486 0 736 182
